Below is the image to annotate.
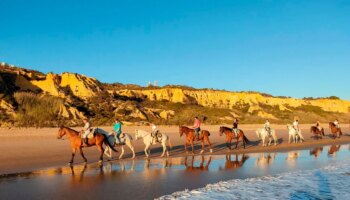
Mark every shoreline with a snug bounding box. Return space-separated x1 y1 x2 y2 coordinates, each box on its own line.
0 125 349 175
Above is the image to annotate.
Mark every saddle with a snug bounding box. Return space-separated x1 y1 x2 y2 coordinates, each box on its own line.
193 132 203 141
151 130 162 143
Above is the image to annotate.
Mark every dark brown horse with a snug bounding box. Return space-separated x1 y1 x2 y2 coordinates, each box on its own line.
219 126 249 150
329 122 342 139
57 126 117 165
310 126 325 139
179 126 213 154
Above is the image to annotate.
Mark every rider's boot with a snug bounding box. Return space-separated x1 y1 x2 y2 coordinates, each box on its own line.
85 138 89 146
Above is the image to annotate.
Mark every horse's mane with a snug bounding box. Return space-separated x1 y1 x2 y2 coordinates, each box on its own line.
329 122 335 126
220 126 232 131
61 126 79 135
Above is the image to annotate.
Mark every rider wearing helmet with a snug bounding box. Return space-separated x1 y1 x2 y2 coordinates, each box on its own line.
264 119 271 135
293 119 300 134
334 119 340 128
233 118 239 136
81 118 92 145
316 121 322 131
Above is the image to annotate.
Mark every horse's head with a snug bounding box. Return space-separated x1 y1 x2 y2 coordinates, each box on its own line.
57 126 66 139
219 126 224 136
287 124 292 130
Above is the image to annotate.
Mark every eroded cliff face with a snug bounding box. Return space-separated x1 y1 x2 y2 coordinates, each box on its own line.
112 88 350 114
1 62 349 126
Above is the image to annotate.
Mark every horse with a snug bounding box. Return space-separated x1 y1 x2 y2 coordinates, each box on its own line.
135 129 172 158
256 128 278 146
329 122 342 139
310 126 325 139
179 126 213 154
287 124 304 144
103 132 136 160
57 126 117 165
219 126 249 150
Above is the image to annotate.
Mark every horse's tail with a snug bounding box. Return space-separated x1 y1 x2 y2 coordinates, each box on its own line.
102 134 118 152
339 128 343 135
243 134 250 144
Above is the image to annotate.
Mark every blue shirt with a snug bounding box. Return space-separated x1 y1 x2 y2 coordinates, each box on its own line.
114 122 122 134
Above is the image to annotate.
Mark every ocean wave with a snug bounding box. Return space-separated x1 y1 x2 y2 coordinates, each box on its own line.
158 159 350 200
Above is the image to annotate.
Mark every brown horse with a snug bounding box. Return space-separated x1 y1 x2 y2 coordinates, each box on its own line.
329 122 342 139
179 126 213 154
310 126 325 139
219 126 249 150
57 126 117 165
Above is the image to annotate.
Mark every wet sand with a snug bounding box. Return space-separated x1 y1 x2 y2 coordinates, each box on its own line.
1 143 349 200
0 124 349 175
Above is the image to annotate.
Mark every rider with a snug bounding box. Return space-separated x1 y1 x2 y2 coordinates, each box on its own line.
113 118 122 144
151 124 159 142
193 117 201 140
316 121 322 131
264 119 271 136
334 119 340 128
293 119 300 134
233 118 239 136
81 118 92 145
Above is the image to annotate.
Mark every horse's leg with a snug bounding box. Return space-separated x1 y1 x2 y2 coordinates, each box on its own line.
97 144 104 164
288 134 291 144
144 144 150 158
119 146 125 160
205 136 213 153
104 147 111 159
242 135 246 149
191 141 195 155
184 142 188 154
79 148 87 163
235 138 239 149
161 140 166 157
274 134 277 146
127 140 136 159
69 148 77 165
200 140 204 154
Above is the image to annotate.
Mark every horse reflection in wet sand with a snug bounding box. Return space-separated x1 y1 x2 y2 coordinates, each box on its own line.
220 154 249 170
328 145 341 157
310 147 324 159
256 153 276 169
184 156 212 172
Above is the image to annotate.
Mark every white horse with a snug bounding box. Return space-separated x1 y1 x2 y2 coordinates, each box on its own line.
97 128 135 160
135 129 172 158
256 128 278 146
287 124 305 144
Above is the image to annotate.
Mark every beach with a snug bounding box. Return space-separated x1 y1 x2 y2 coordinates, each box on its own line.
0 124 349 175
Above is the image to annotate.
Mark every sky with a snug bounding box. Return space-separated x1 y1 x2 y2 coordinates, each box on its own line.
1 0 350 99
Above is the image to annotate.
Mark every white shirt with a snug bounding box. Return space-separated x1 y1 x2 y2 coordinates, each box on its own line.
152 125 157 132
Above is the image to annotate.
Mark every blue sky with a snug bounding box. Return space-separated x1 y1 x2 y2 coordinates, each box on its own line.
1 0 350 99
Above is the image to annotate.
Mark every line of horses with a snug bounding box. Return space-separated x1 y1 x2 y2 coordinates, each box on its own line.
57 122 344 165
